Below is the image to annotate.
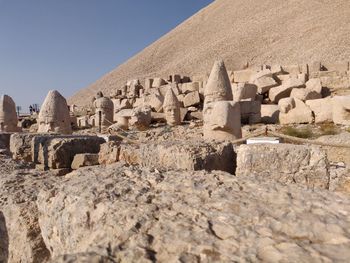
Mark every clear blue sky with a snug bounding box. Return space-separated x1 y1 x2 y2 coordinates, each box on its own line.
0 0 212 113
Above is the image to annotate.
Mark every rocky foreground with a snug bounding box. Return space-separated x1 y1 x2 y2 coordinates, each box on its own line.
1 153 350 263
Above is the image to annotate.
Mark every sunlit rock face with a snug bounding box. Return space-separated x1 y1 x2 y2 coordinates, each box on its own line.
163 88 181 126
203 60 242 141
0 94 21 132
38 90 72 134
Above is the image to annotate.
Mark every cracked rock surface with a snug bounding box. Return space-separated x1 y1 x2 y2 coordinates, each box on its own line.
35 163 350 262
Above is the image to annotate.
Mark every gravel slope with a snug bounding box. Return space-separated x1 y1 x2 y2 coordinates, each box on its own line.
69 0 350 106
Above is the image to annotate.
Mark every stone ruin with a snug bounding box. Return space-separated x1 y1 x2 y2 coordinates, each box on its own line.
38 90 72 134
0 95 21 132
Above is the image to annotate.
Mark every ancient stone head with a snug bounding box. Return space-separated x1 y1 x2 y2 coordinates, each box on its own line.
203 60 241 141
96 91 104 99
0 94 20 132
203 100 242 141
163 88 181 126
38 90 72 134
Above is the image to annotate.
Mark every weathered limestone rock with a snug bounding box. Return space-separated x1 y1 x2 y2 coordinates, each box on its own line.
231 83 257 101
306 97 333 123
71 153 99 170
35 163 350 262
0 95 21 132
38 90 72 134
239 101 261 124
233 69 255 83
180 82 200 93
204 60 241 141
98 141 120 165
269 78 305 103
152 78 166 88
93 93 114 128
279 98 313 124
144 93 163 112
322 61 349 72
332 96 350 125
290 78 322 101
32 136 105 170
183 91 201 107
261 105 280 124
10 133 36 162
129 106 152 131
236 144 330 189
119 140 235 174
253 75 278 94
163 88 181 126
317 133 350 165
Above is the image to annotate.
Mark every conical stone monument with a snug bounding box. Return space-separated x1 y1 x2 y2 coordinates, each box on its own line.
38 90 72 134
203 60 242 141
0 94 21 132
163 88 181 126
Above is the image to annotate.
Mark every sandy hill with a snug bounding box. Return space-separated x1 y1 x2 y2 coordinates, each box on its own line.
69 0 350 106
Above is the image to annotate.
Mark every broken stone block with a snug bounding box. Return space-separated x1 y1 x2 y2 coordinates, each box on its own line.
144 78 153 91
291 78 323 101
10 133 37 162
239 101 261 124
183 91 201 107
152 78 167 88
71 154 99 170
282 64 306 75
232 83 257 101
236 144 330 189
253 76 278 94
119 140 236 174
261 105 280 124
180 82 200 94
144 94 164 112
98 141 120 165
317 133 350 165
32 136 105 170
332 95 350 125
129 106 152 131
188 111 203 121
305 97 333 124
269 78 305 103
322 61 349 72
279 98 313 124
233 70 255 83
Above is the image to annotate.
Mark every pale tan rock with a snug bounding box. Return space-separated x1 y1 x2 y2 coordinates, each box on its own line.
71 153 99 170
152 78 166 88
10 133 36 162
322 61 349 72
183 91 201 107
253 75 278 94
93 93 114 128
32 136 105 170
306 97 333 123
163 88 181 126
98 141 120 165
269 78 305 103
290 78 322 101
317 133 350 165
332 95 350 125
0 95 21 132
38 90 72 134
231 83 257 101
279 98 313 124
261 105 280 124
233 69 255 83
236 144 330 189
180 82 200 93
240 101 261 124
144 93 163 112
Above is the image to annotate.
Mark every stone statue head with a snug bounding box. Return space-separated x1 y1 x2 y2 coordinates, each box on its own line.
96 91 104 99
38 90 72 134
203 60 242 141
0 95 20 132
203 100 242 141
163 88 181 126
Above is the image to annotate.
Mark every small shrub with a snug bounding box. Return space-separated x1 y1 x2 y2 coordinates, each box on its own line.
319 123 339 136
281 126 313 139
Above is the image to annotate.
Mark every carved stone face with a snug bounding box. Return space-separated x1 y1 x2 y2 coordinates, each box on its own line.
164 105 180 126
203 101 242 141
39 116 60 133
